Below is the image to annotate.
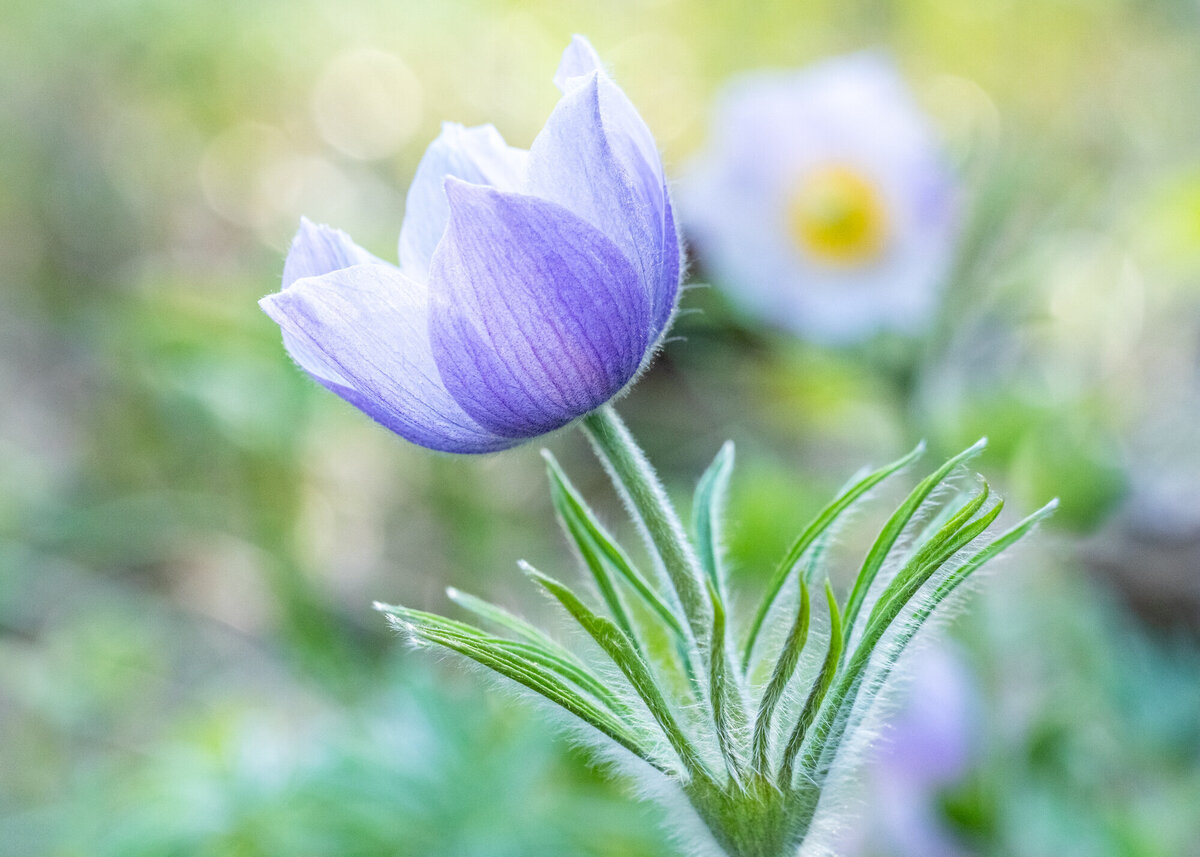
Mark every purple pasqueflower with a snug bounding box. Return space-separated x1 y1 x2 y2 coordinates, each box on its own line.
260 36 680 453
682 53 957 344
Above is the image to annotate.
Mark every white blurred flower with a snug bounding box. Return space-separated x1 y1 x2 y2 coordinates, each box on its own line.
683 53 958 344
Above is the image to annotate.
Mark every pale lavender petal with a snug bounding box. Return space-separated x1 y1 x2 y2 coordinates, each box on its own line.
552 34 604 92
279 219 393 388
260 264 515 453
281 218 382 289
526 59 679 341
428 179 649 438
398 123 528 282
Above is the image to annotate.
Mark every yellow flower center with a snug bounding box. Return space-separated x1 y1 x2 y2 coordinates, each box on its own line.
786 165 889 266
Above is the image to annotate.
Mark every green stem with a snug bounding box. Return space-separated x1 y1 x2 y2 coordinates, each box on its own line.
581 406 712 650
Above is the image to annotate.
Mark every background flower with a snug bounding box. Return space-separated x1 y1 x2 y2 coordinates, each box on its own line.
259 36 680 454
836 646 979 857
682 52 957 344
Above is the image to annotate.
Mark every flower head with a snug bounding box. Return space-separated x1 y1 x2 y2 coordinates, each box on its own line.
261 36 680 453
683 53 957 344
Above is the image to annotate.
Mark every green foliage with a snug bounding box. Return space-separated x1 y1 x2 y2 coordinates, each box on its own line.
751 579 809 774
693 441 736 592
777 582 843 792
543 450 687 647
379 406 1054 857
740 441 925 671
5 2 1199 855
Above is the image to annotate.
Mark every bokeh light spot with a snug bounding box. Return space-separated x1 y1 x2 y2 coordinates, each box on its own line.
311 49 423 161
199 122 298 228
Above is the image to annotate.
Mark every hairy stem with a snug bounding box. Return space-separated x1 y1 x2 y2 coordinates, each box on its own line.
581 406 712 656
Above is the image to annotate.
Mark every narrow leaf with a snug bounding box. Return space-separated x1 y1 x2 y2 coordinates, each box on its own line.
862 482 992 630
495 639 631 715
842 438 987 641
547 471 637 641
693 441 735 592
800 493 1006 781
752 579 811 775
706 578 748 781
778 581 842 789
742 442 924 671
378 601 625 714
524 562 712 783
543 450 688 642
446 586 563 649
935 499 1058 595
376 604 661 771
376 601 493 640
806 499 1056 779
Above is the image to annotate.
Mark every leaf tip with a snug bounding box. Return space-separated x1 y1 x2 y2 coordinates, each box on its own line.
379 611 415 639
517 559 545 582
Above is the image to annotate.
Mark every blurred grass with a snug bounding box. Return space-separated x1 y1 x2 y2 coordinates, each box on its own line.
1 0 1199 854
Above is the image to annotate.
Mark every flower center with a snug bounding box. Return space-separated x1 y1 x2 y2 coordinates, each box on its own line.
786 165 889 266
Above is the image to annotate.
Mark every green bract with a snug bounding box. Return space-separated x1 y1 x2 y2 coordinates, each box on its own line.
376 406 1055 857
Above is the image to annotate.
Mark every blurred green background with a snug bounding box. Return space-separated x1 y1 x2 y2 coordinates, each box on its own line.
2 0 1199 855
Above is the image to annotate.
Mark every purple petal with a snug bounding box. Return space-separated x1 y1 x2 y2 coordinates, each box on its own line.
281 218 382 289
427 179 650 438
260 264 516 453
527 61 679 341
398 123 528 282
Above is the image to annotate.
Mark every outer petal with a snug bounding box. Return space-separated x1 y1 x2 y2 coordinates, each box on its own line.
428 179 650 438
260 264 515 453
552 33 605 91
281 218 382 289
279 219 398 392
398 122 528 282
525 45 679 341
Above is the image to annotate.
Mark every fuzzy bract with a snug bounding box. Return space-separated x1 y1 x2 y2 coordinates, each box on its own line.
682 53 957 344
260 36 681 452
